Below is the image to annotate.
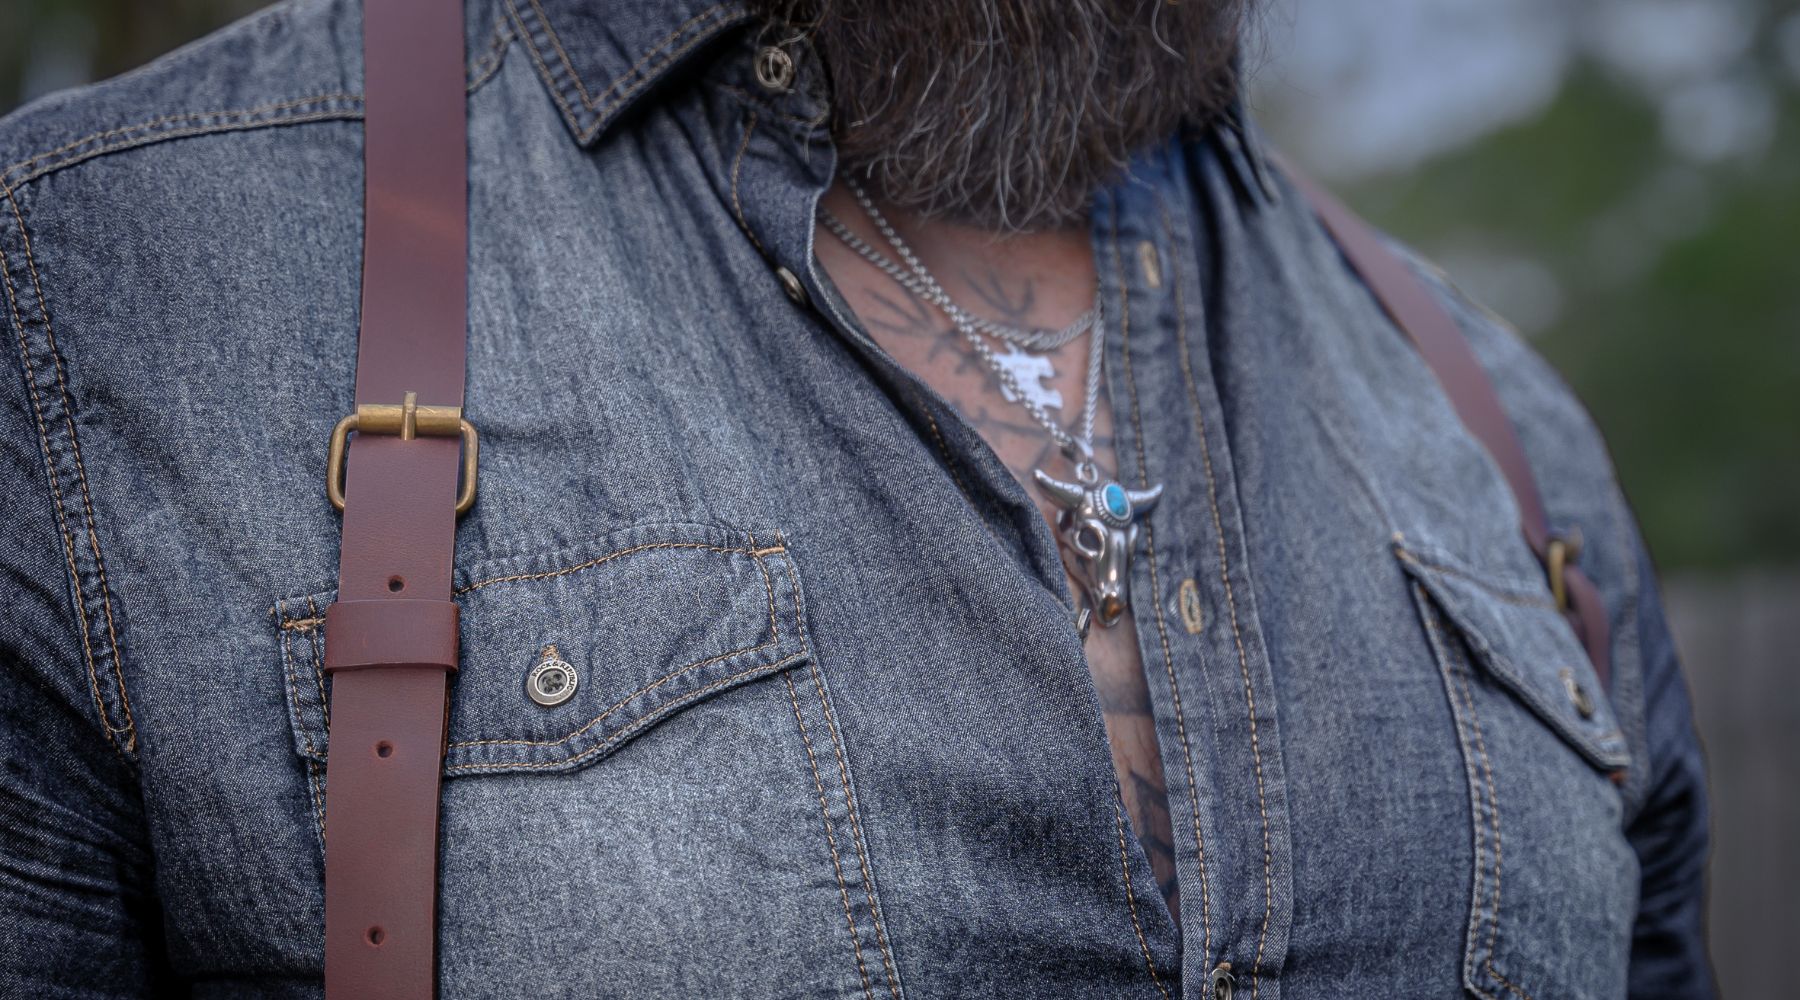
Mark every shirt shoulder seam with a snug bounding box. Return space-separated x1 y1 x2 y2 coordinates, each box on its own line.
1 94 367 192
1 14 515 193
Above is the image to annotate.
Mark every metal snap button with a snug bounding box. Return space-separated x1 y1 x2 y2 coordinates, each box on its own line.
1177 578 1204 634
754 45 796 93
1137 240 1163 288
1560 668 1596 719
775 265 808 306
527 653 578 707
1208 962 1235 1000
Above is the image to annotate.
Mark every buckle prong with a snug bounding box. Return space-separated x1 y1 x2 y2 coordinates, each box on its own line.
327 392 478 514
1546 529 1582 612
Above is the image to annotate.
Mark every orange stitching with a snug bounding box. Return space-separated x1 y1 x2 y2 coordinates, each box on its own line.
1115 801 1173 1000
516 0 737 131
1437 612 1537 1000
1156 202 1275 994
455 540 777 593
7 182 137 752
590 3 739 117
520 0 599 107
1156 203 1217 954
280 604 330 842
504 0 584 129
786 671 878 999
798 575 901 998
1 94 361 184
5 111 364 192
447 651 808 773
448 545 786 751
305 757 328 846
750 533 780 643
1123 204 1213 959
731 109 766 255
304 596 330 730
280 627 320 760
0 179 125 759
279 539 791 757
466 17 515 94
1395 549 1557 610
580 18 741 143
1421 605 1500 1000
0 15 502 186
449 624 780 750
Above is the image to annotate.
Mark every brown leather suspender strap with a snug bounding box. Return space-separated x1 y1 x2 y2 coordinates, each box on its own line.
1283 166 1613 688
321 0 470 997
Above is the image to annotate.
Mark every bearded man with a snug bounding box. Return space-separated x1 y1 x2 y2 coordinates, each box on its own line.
0 0 1711 996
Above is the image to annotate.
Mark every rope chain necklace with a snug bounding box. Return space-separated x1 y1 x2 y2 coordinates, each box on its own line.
820 177 1164 634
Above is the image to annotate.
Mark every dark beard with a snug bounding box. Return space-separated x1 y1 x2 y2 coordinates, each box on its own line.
748 0 1246 231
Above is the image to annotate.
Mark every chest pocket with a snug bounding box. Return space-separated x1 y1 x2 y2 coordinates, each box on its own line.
270 520 903 998
274 521 808 779
1395 537 1637 1000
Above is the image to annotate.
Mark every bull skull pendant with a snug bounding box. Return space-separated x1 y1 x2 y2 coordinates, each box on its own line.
1033 467 1163 631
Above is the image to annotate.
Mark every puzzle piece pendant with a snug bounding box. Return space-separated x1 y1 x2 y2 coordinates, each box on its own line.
992 343 1063 412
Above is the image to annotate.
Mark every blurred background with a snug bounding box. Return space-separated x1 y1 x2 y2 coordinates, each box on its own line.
1252 4 1798 995
2 0 1793 994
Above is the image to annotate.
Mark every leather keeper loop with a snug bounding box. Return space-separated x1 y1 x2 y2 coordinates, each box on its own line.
322 599 461 673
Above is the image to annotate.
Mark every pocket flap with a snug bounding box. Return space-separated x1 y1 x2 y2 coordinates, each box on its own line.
273 521 809 777
1395 538 1629 771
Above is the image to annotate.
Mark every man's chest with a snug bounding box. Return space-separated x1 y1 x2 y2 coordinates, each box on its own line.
71 136 1637 995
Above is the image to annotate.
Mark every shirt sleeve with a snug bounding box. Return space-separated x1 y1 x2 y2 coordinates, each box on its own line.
1 264 170 996
1623 535 1716 999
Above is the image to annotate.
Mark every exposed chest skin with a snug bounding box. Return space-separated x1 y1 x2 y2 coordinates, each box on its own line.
814 182 1181 919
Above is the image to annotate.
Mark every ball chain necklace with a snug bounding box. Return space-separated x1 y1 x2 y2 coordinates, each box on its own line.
819 177 1164 634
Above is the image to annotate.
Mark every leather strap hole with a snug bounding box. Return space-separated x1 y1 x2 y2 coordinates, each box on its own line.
375 741 394 758
366 926 385 947
387 575 406 592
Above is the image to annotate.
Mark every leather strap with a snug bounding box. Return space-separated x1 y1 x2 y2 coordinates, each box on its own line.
321 0 469 997
1283 165 1613 688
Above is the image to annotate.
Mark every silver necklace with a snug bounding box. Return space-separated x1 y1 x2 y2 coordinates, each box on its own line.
822 180 1100 352
820 180 1164 633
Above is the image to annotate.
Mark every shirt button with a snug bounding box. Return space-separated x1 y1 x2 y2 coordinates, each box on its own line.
775 265 809 306
754 45 796 93
526 650 579 707
1137 240 1163 288
1560 668 1597 719
1208 963 1236 1000
1177 577 1204 634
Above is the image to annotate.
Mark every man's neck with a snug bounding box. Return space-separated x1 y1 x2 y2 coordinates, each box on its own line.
814 180 1099 486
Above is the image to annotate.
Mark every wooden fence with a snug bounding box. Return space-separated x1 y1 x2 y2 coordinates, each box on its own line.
1664 571 1800 999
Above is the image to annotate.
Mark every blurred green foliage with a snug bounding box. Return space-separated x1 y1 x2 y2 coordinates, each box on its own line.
1344 67 1800 571
0 0 263 111
2 0 1793 572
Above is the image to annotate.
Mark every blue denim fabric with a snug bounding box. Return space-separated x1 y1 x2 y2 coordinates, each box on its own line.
0 1 1712 997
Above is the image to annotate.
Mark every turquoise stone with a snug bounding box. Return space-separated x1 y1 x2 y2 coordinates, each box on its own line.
1102 482 1130 519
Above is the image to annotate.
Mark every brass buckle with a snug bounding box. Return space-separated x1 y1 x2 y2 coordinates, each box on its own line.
327 392 479 515
1546 529 1582 613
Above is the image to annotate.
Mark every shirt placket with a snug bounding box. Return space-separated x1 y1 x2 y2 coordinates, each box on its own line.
1098 155 1297 1000
720 34 1293 994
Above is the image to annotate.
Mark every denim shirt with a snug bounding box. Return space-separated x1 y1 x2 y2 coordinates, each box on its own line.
0 0 1712 997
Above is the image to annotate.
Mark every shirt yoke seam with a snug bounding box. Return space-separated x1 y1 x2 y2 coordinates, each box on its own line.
0 15 514 193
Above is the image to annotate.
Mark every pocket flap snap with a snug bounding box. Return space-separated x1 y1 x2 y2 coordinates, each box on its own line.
273 521 810 777
1394 538 1629 772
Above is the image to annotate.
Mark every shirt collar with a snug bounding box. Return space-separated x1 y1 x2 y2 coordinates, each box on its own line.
504 0 753 145
505 0 1275 207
